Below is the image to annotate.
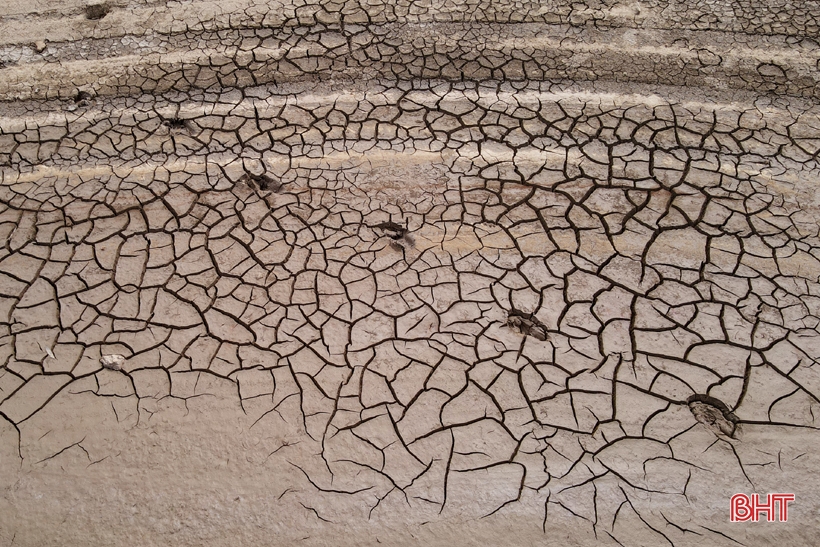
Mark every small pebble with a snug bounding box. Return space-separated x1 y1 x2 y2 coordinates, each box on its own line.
100 354 125 371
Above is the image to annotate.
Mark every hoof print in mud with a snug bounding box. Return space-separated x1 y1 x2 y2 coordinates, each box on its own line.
161 117 190 133
506 310 548 341
374 221 415 249
85 3 110 20
688 394 739 438
242 172 283 193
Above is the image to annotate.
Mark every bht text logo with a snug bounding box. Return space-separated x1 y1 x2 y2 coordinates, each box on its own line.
730 493 794 522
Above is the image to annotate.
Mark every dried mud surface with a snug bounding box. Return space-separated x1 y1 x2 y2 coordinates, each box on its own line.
2 1 820 546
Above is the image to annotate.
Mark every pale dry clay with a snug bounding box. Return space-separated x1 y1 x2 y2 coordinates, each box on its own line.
1 1 820 546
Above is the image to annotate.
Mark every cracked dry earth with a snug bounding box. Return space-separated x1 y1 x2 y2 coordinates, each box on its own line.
2 1 820 546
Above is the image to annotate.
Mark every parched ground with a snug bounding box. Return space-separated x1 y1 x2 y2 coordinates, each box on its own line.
1 1 820 546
